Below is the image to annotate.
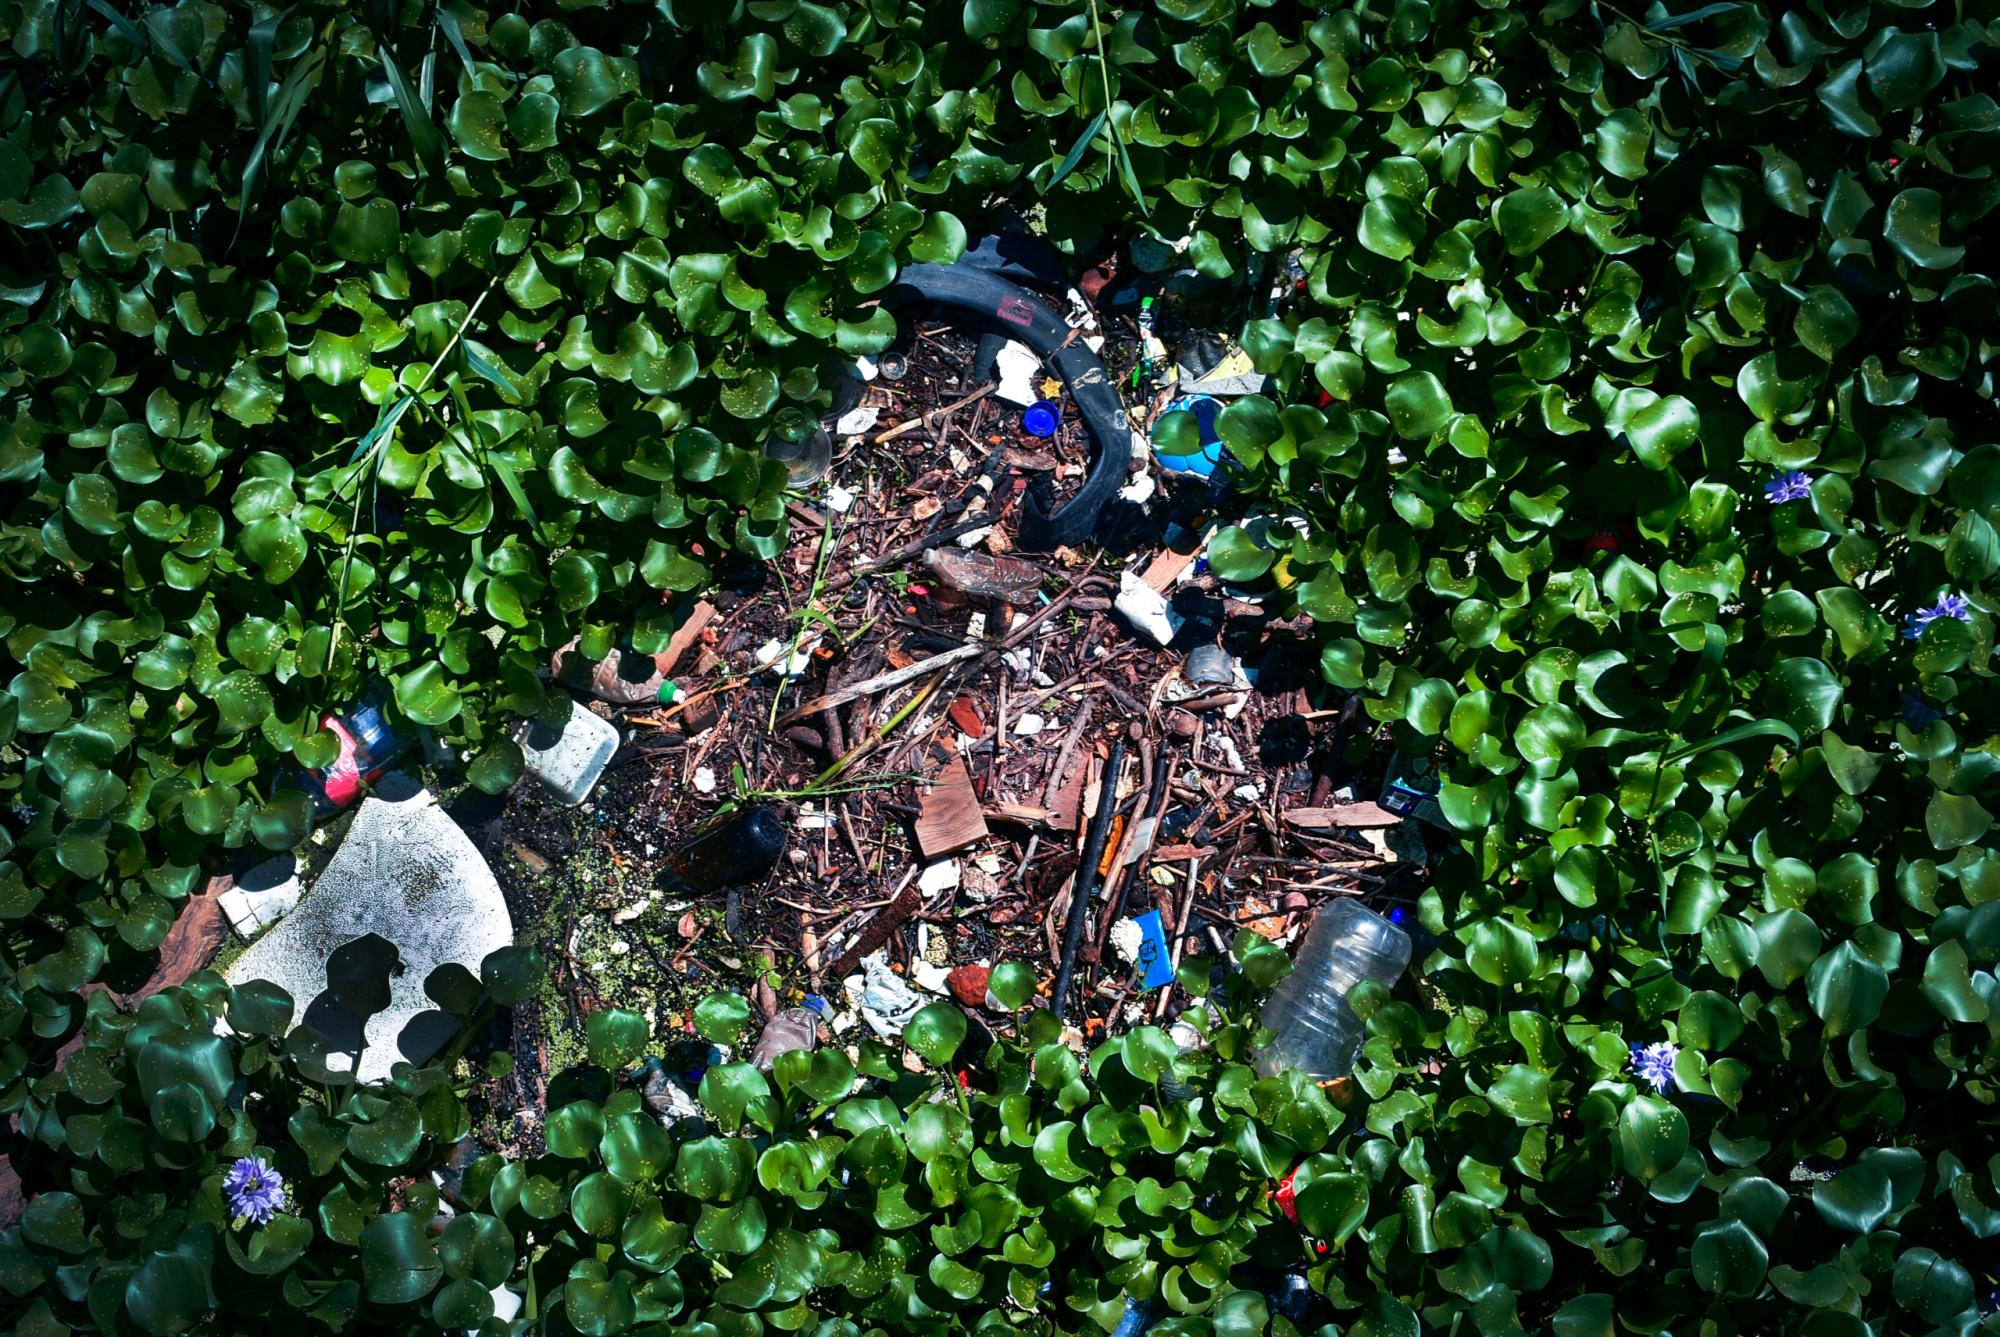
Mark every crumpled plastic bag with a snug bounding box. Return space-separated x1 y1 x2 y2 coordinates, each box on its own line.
750 1008 821 1072
846 952 923 1040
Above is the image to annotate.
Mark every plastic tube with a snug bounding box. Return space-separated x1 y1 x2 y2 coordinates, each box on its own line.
881 262 1132 551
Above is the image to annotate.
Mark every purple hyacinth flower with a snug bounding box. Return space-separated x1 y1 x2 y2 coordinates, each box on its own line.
1630 1041 1678 1094
1763 470 1812 504
223 1156 286 1225
1903 592 1973 640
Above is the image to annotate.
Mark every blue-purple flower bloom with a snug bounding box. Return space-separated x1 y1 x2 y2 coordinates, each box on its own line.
224 1156 286 1225
1903 592 1972 641
1763 470 1812 504
1630 1041 1678 1094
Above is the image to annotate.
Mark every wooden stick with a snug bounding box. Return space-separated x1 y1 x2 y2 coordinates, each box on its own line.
872 384 993 444
628 677 746 729
779 642 982 723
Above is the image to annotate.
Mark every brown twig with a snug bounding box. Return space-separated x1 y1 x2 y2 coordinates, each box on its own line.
872 384 994 444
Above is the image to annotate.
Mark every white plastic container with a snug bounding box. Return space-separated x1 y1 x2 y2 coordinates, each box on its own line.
517 696 619 804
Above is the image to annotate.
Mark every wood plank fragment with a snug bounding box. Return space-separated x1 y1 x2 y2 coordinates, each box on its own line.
1283 802 1402 830
915 758 990 860
657 600 718 676
1140 545 1200 592
984 801 1056 826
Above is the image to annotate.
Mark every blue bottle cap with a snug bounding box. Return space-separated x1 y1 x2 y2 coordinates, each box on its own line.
1022 400 1061 437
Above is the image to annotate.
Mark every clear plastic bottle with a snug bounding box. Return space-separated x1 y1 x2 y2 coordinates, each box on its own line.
1255 900 1412 1080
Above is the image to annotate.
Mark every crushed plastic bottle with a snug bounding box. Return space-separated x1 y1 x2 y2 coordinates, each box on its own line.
666 805 787 892
1182 643 1237 690
553 644 682 706
299 692 410 818
923 548 1044 601
762 422 834 485
1254 900 1412 1081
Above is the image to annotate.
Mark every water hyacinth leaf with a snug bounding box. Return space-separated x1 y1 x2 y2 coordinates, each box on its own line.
1691 1219 1768 1296
394 661 463 726
448 93 508 161
1882 189 1964 269
467 738 525 794
909 211 967 264
1385 372 1453 439
1794 286 1859 361
124 1234 215 1335
1761 657 1842 735
347 1096 423 1165
1494 187 1568 254
986 962 1036 1010
571 1172 634 1238
1806 942 1889 1034
1358 195 1421 261
1207 525 1276 582
905 1003 967 1066
1486 1065 1552 1125
1814 1163 1894 1234
23 1193 87 1253
1607 389 1699 468
1618 1095 1689 1182
0 3 1997 1326
586 1008 650 1071
360 1213 442 1304
480 944 544 1005
1468 919 1536 986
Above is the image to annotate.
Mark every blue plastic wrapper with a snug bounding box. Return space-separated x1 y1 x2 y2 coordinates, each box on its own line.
1131 910 1175 989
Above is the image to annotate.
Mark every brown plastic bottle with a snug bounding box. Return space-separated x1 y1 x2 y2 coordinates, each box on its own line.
666 805 787 892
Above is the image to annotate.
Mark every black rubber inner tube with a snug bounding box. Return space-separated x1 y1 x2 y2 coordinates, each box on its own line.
881 261 1132 552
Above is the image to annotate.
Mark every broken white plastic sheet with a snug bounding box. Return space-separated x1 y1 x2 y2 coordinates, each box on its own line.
1115 570 1177 646
222 784 514 1083
846 951 924 1040
993 340 1042 406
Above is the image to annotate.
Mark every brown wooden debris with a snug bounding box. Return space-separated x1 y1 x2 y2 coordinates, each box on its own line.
1140 544 1201 592
658 600 718 676
1284 802 1403 831
822 879 923 980
984 801 1056 827
915 757 991 861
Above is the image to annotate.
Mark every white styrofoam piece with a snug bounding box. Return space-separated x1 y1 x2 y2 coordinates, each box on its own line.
224 784 513 1083
219 854 304 938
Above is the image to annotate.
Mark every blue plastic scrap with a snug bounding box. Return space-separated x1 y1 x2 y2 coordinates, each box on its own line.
1154 393 1226 478
1131 910 1175 989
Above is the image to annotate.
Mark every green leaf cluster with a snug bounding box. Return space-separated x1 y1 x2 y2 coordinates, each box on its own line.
1 945 536 1334
2 0 1998 1333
